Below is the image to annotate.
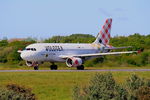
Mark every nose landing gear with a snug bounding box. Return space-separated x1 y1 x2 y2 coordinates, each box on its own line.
34 66 39 70
33 62 39 70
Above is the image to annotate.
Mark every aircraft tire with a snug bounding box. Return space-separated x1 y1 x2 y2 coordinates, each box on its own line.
34 66 39 70
77 65 84 70
50 65 58 70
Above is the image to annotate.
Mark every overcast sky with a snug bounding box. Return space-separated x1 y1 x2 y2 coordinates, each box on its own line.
0 0 150 39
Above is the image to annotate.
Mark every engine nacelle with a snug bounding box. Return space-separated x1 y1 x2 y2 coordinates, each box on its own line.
26 61 43 67
66 57 82 67
26 61 34 67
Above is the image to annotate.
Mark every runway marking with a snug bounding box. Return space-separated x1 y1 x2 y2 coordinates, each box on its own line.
0 69 150 72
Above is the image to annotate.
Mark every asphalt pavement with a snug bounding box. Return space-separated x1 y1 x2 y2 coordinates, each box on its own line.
0 69 150 72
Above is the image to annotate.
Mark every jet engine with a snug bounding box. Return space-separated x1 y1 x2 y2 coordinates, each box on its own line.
25 61 43 67
66 57 82 67
26 61 34 67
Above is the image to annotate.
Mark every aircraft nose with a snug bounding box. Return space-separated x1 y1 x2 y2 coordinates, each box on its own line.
20 51 39 61
20 52 29 60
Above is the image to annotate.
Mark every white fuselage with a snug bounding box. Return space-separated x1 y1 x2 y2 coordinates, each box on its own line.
20 43 106 62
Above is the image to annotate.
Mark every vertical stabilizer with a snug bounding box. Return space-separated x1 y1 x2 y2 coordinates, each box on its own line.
94 18 112 45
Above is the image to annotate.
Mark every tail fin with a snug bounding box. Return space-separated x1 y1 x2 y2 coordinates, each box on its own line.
93 18 112 45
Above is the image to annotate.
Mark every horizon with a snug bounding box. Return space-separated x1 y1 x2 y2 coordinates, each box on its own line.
0 33 148 41
0 0 150 39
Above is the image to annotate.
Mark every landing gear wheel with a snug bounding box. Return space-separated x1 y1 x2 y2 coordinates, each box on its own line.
34 66 39 70
77 65 84 70
50 65 58 70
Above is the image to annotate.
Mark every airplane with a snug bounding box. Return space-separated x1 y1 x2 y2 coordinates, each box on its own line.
18 18 138 70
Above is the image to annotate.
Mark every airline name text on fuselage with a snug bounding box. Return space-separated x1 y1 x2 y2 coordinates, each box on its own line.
45 46 63 51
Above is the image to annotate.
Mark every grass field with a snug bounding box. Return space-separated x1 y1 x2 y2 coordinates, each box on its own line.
0 71 150 100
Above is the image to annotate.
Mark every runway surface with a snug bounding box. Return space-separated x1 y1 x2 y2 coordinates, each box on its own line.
0 69 150 72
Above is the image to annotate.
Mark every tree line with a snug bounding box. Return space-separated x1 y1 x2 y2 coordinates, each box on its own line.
0 33 150 67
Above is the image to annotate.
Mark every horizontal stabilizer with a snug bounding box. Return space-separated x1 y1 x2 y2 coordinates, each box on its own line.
105 46 132 50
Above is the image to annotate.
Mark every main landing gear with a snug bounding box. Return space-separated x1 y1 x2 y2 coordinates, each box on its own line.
77 65 84 70
33 63 84 70
34 66 39 70
33 64 58 70
50 63 58 70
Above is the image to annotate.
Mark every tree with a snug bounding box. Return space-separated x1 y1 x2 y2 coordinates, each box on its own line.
0 84 37 100
73 73 150 100
0 40 8 47
136 86 150 100
73 73 124 100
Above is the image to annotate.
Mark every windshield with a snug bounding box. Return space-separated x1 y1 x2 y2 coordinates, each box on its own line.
25 48 36 51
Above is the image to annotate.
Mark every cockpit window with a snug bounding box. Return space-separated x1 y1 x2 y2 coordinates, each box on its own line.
31 48 34 51
25 48 36 51
26 48 30 50
33 48 36 51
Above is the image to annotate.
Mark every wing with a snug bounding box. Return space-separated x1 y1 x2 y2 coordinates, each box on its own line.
60 51 138 59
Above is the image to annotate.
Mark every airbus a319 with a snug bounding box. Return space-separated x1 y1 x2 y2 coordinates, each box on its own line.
18 18 138 70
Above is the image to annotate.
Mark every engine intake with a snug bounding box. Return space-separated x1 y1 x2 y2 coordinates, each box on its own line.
26 61 34 67
25 61 43 67
66 57 82 67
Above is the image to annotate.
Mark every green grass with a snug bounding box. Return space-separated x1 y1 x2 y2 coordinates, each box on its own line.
0 71 150 100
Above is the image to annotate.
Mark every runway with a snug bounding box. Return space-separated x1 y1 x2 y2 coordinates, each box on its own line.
0 69 150 72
